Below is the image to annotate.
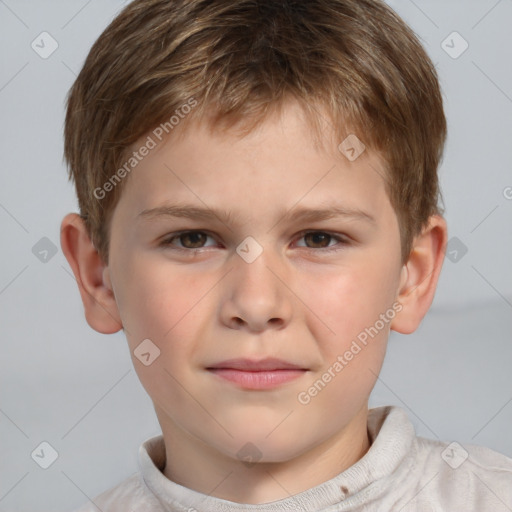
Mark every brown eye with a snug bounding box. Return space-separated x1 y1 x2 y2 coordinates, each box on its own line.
178 232 208 248
294 231 349 251
161 231 215 249
303 232 333 248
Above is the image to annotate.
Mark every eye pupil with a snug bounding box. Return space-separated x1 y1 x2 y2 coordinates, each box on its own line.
305 232 330 248
181 232 206 248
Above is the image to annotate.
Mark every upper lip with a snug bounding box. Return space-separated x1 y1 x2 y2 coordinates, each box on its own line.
207 358 307 371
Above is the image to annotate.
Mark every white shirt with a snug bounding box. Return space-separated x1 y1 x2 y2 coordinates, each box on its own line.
71 405 512 511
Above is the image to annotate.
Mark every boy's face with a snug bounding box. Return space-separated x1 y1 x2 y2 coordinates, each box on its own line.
105 101 407 465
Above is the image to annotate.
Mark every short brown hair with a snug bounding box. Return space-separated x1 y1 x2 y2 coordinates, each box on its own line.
64 0 446 264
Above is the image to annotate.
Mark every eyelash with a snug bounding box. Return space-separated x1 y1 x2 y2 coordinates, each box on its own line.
159 230 350 253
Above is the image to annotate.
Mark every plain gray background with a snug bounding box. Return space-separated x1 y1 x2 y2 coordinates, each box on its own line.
1 0 511 510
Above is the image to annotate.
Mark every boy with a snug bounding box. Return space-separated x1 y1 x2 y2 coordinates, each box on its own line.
60 0 512 510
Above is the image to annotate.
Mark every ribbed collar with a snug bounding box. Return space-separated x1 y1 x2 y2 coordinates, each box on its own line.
138 406 415 511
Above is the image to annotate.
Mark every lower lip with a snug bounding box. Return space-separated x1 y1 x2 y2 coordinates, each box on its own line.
207 369 306 390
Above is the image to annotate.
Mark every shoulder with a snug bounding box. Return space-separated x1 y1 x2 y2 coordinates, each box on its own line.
69 472 164 512
406 435 512 510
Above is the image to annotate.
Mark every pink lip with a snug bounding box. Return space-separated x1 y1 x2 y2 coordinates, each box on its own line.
208 358 305 371
206 358 308 390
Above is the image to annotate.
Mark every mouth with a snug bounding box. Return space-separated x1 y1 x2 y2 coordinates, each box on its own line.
206 358 308 390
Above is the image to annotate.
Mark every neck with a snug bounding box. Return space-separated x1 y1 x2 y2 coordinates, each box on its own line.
159 405 371 504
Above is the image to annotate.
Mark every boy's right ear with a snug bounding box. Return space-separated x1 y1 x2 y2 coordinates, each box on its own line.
60 213 123 334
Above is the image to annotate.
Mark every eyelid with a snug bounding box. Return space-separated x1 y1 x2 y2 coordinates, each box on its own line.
294 229 349 242
292 230 350 250
160 229 219 249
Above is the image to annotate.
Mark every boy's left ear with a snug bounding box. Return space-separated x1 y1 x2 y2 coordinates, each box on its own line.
391 214 447 334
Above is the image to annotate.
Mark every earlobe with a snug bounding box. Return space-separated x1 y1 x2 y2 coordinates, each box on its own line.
391 215 447 334
60 213 123 334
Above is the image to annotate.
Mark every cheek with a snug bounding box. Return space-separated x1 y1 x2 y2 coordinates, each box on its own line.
297 261 398 407
114 256 221 391
113 254 207 341
114 260 208 404
300 263 395 345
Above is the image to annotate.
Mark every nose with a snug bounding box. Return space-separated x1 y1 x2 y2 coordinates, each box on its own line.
219 245 294 333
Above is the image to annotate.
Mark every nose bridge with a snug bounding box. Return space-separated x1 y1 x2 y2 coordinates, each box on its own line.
220 238 292 331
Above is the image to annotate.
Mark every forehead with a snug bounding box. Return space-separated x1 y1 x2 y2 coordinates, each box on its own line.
113 101 393 228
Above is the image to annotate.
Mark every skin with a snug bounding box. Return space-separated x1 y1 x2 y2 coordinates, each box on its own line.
61 99 447 504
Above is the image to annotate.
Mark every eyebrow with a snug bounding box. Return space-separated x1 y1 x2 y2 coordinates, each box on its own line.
137 203 376 227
